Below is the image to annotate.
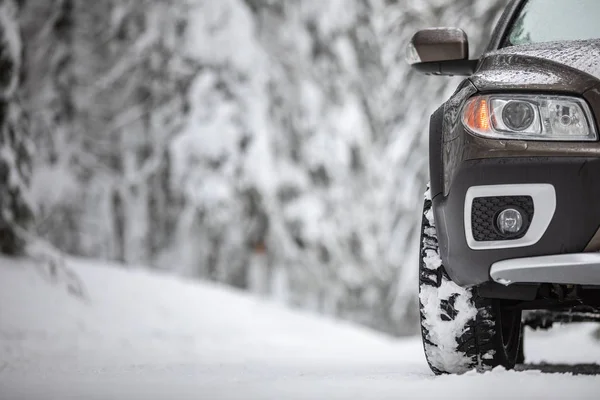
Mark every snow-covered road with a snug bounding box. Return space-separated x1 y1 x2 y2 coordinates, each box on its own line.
1 257 600 399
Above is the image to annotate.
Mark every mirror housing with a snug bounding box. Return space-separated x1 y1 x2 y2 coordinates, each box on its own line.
407 28 477 76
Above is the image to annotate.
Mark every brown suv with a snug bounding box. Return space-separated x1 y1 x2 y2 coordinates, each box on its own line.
410 0 600 374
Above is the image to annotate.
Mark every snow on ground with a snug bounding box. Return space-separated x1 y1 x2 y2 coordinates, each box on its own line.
1 256 600 400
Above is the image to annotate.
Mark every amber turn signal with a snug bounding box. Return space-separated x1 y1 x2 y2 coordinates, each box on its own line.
464 97 491 133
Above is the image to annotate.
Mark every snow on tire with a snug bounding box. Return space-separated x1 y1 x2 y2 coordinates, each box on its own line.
418 186 521 374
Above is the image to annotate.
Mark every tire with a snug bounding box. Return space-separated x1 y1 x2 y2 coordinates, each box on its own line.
516 325 525 364
419 187 522 374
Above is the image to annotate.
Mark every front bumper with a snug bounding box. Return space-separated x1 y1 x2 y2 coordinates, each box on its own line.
433 157 600 287
491 253 600 286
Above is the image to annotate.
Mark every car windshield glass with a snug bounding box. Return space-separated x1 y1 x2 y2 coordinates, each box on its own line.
507 0 600 46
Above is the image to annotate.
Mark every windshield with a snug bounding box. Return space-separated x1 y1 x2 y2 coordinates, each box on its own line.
507 0 600 46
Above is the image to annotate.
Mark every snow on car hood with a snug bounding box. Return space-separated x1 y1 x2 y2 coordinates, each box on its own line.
471 40 600 93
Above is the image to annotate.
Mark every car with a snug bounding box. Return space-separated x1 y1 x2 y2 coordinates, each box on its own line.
408 0 600 374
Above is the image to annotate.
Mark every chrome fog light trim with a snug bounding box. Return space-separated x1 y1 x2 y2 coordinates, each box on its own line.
464 184 556 250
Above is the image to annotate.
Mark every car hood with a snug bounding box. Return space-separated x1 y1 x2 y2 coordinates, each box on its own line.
471 40 600 93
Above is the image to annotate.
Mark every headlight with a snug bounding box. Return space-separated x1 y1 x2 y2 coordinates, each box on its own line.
462 94 598 141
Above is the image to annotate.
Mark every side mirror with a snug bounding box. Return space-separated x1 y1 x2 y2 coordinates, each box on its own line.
407 28 477 76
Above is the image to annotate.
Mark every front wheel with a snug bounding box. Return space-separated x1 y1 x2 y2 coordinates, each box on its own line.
419 188 522 374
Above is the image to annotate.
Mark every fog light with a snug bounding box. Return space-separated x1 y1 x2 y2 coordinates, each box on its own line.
496 208 524 236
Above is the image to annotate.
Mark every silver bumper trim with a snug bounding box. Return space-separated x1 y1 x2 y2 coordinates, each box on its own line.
490 253 600 286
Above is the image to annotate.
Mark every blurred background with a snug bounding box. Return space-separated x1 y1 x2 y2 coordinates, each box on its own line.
0 0 504 336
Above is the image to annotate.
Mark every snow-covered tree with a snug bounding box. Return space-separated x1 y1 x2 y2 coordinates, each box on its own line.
0 0 34 255
14 0 504 334
21 0 197 265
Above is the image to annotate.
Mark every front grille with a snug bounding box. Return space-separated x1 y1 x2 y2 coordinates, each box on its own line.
472 196 534 241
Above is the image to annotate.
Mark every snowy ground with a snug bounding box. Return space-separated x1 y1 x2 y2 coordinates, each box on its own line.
1 257 600 400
